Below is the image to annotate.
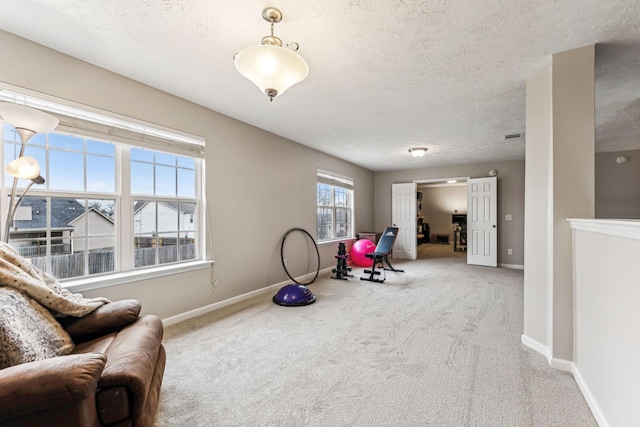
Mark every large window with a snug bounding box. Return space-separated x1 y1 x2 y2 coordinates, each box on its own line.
317 170 354 242
0 93 205 281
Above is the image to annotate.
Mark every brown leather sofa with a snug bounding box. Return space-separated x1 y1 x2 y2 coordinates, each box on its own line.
0 299 166 427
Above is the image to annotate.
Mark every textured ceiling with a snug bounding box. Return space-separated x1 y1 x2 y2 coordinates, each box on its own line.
0 1 638 171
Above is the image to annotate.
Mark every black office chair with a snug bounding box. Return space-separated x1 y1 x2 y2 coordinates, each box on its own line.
360 227 405 283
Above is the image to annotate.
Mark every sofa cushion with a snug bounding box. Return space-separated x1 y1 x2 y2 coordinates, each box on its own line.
0 287 74 370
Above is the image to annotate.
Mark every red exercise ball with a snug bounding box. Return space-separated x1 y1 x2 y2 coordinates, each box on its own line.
349 239 376 267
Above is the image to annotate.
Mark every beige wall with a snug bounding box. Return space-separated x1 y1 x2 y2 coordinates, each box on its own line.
374 159 525 266
523 66 552 353
523 45 595 364
595 149 640 218
0 30 375 319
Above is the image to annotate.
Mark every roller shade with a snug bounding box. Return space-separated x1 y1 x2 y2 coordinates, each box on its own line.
0 86 205 158
317 169 354 190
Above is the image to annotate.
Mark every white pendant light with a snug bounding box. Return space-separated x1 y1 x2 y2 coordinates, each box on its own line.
234 7 309 102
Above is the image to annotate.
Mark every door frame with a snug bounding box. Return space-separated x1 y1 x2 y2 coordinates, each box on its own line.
413 176 470 260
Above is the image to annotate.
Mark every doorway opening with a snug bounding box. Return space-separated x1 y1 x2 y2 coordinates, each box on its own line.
416 178 468 260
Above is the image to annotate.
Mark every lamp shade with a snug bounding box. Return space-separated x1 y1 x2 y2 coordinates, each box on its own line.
0 103 59 134
235 45 309 99
6 156 41 180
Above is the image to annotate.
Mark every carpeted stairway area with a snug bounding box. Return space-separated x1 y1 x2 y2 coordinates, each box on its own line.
156 249 596 427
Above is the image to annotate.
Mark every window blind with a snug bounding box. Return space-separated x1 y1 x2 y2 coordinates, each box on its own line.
0 86 205 158
317 169 354 190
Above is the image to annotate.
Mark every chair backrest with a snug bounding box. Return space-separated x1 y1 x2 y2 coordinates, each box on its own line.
373 227 399 255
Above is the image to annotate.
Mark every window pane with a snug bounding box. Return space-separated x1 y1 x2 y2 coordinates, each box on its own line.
88 237 115 275
3 126 20 142
134 201 157 268
49 133 83 151
158 233 178 264
317 207 333 241
317 183 332 206
156 165 176 197
87 140 115 156
131 148 154 162
158 202 178 233
134 201 156 235
177 168 195 198
179 202 197 234
51 250 85 279
177 156 195 169
334 188 350 207
155 152 176 166
49 151 83 191
87 155 115 193
336 207 351 238
87 199 116 236
131 162 154 195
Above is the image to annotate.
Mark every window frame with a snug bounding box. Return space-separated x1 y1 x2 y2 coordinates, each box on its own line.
0 88 207 287
316 169 354 243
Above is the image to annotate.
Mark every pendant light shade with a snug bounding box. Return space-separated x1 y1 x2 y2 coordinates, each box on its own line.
234 7 309 101
235 44 309 100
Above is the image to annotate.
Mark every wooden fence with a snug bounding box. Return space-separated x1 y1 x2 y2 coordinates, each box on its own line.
20 245 196 279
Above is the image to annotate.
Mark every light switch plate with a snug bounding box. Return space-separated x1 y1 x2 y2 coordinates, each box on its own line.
505 214 512 221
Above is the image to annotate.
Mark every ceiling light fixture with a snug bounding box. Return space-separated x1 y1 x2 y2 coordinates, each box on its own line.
234 7 309 102
409 147 428 158
616 156 628 164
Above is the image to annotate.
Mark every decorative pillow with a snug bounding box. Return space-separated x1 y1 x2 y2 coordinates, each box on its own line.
0 287 74 370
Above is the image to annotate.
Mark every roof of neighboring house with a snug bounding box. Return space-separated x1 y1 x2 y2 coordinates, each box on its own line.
68 207 115 225
13 198 84 231
133 201 195 215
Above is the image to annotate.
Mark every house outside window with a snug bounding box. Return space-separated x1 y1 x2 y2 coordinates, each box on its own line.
317 169 354 242
0 93 205 281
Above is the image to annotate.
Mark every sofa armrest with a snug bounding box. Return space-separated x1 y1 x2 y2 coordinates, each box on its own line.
63 299 142 343
98 315 164 420
0 353 106 421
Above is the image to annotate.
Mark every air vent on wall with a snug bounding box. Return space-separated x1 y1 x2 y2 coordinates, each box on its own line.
504 133 522 140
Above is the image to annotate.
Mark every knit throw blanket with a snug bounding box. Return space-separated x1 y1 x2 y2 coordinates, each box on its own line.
0 242 110 317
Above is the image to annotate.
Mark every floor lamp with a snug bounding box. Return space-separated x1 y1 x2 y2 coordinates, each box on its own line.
0 103 59 243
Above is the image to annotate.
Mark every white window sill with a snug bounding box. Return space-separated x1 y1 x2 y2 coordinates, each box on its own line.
63 260 214 293
318 237 356 246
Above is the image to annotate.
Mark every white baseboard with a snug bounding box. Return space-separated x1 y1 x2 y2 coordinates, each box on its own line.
520 334 573 372
162 268 333 327
572 366 609 427
499 263 524 270
521 334 549 358
549 357 573 372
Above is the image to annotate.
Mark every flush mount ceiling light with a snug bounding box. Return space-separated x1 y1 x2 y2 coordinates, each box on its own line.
234 7 309 102
408 147 428 158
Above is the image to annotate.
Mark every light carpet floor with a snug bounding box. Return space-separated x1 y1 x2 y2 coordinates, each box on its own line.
156 247 596 427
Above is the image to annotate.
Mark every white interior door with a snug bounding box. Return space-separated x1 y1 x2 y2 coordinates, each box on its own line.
391 183 417 260
467 177 497 267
